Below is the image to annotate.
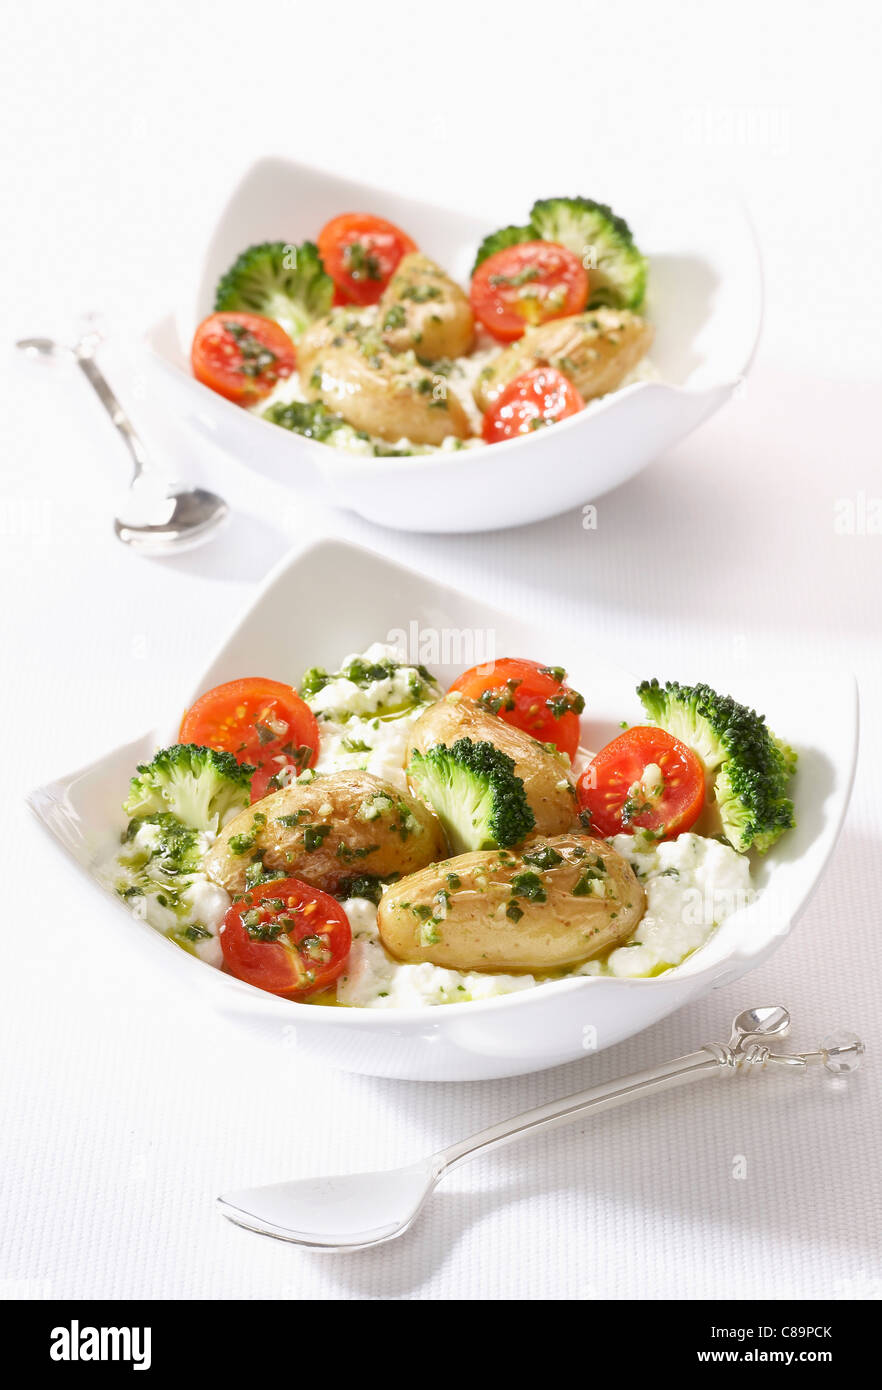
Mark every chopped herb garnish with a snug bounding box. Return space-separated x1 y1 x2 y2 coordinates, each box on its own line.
336 842 379 862
546 689 586 719
510 871 547 903
382 304 407 330
184 923 212 941
228 831 257 856
522 844 563 870
303 824 331 852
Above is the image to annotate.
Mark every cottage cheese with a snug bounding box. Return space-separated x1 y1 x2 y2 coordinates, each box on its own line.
333 831 753 1006
110 820 230 967
303 641 438 792
575 832 754 980
336 897 539 1008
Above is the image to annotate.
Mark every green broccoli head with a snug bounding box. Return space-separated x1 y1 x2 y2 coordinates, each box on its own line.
214 240 333 342
636 679 797 853
529 197 648 310
123 744 254 832
407 737 535 853
471 224 535 276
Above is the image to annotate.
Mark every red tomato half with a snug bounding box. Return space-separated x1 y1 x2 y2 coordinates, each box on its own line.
179 677 320 803
449 657 585 758
317 213 417 306
220 878 351 998
577 726 706 840
470 240 589 341
482 367 584 444
191 312 296 405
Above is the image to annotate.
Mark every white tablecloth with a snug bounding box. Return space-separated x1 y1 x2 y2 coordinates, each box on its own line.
2 0 880 1300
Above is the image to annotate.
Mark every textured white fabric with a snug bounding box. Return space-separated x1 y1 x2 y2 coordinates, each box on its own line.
2 0 880 1301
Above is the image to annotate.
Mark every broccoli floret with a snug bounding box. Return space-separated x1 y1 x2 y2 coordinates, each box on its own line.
471 224 535 275
123 744 253 832
529 197 648 310
214 241 333 342
407 737 535 853
636 680 797 853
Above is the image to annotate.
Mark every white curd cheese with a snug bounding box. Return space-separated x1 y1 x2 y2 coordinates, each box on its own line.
336 896 538 1008
303 642 437 792
178 877 230 967
108 821 230 967
585 832 754 979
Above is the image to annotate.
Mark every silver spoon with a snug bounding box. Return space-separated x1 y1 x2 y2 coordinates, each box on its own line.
217 1005 864 1251
17 332 229 553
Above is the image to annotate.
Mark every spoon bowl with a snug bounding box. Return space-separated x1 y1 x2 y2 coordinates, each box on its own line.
113 484 229 553
218 1160 437 1251
17 332 228 553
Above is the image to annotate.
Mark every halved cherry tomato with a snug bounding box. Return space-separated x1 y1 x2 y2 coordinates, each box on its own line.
470 240 589 342
449 657 585 759
481 367 584 444
220 877 351 998
577 726 705 840
179 677 319 803
191 312 296 405
317 213 417 306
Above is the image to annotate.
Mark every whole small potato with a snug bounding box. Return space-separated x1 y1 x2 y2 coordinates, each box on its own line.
474 308 653 412
204 771 446 897
297 311 472 445
408 694 579 838
378 832 644 971
379 252 474 361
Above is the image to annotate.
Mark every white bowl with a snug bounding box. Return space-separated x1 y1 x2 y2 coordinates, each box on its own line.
28 539 855 1080
142 156 763 533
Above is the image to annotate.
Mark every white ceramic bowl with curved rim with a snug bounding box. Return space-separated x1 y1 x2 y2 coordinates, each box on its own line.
28 539 855 1080
32 536 855 1078
142 156 763 533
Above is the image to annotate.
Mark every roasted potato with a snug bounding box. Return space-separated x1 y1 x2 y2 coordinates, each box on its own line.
408 694 579 837
377 832 644 971
379 252 474 361
297 311 472 445
474 308 653 412
204 771 446 897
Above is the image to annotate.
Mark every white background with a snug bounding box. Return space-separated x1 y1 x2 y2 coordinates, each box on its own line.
2 0 881 1301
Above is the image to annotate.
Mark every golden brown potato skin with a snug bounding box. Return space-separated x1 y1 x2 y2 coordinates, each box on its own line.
474 308 653 412
204 771 446 897
378 833 644 971
297 312 471 445
407 694 579 839
379 252 475 361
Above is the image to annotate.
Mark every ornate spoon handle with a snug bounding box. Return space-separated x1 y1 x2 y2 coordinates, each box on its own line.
435 1007 864 1176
